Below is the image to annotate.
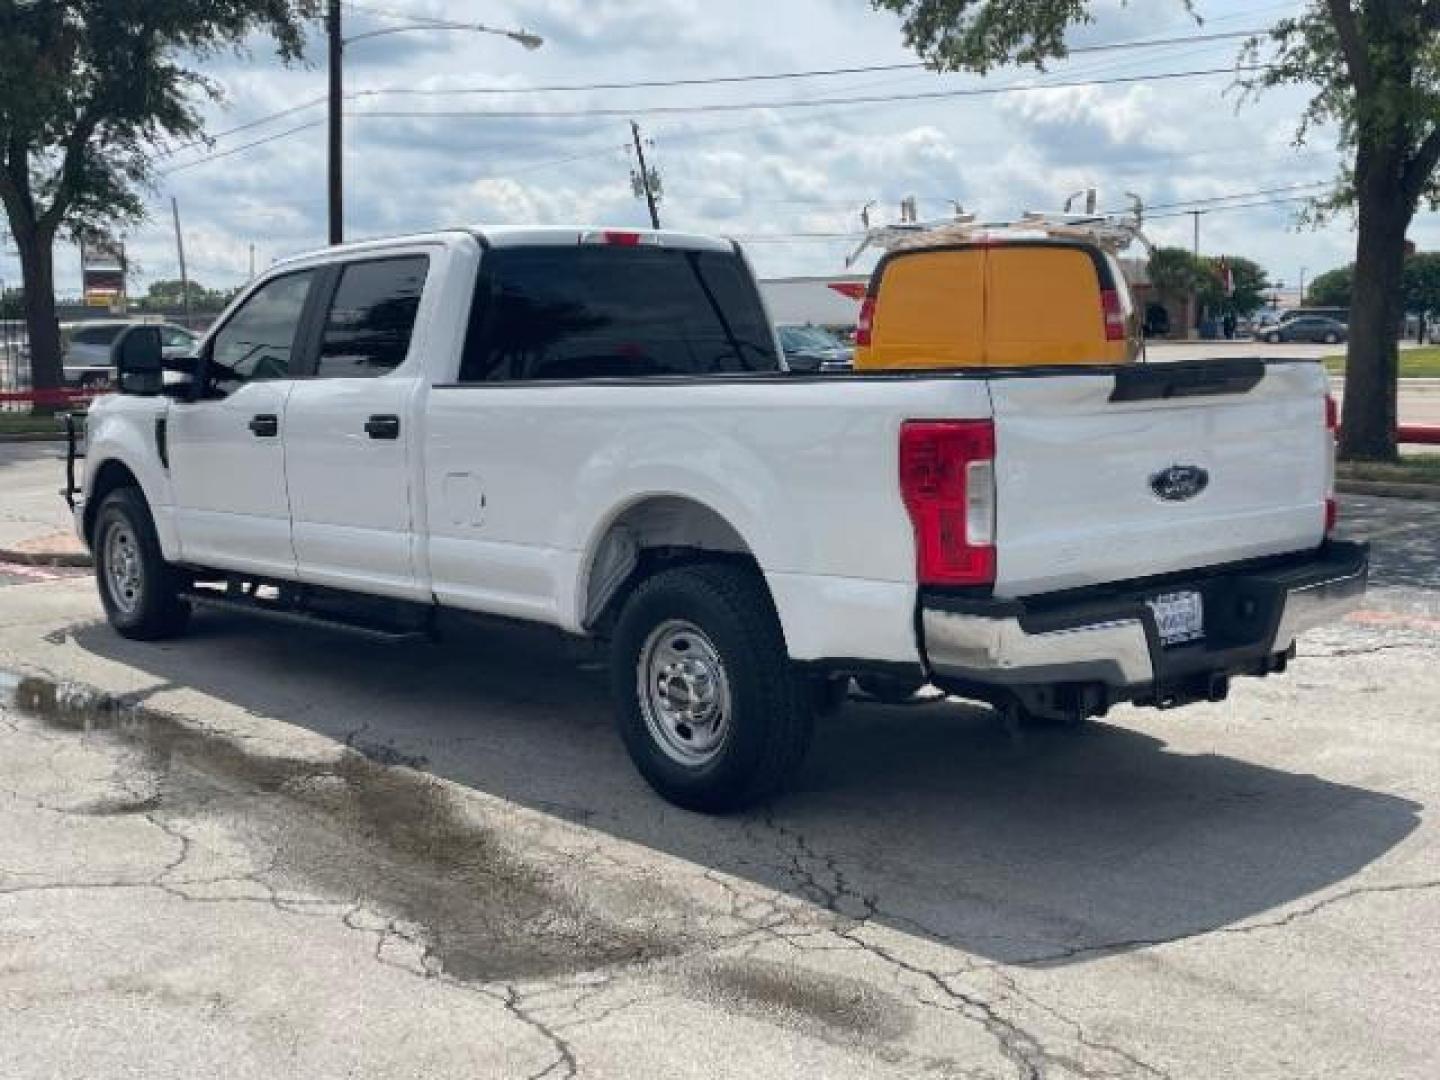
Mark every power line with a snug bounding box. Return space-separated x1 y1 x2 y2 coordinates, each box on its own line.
355 64 1272 121
159 120 326 175
159 96 329 158
356 28 1264 98
1138 182 1334 213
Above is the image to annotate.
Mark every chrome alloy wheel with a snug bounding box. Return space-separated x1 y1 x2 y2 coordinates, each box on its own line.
102 520 144 615
637 619 733 766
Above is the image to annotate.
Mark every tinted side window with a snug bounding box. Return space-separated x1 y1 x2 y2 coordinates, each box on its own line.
74 325 125 346
458 246 778 382
315 256 429 379
209 271 315 394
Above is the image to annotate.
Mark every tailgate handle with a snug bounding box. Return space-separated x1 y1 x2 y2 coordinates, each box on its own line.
1110 360 1265 402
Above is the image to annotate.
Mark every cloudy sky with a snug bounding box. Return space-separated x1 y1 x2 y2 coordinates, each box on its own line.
6 0 1430 298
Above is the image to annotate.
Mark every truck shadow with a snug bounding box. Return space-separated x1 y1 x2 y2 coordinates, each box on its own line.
66 609 1421 968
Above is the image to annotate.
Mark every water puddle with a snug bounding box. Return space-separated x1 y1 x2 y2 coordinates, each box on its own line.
2 671 678 983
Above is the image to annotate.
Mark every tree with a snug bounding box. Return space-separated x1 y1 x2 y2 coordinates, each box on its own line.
1198 256 1270 316
1308 264 1354 307
872 1 1440 461
1304 253 1440 314
1147 246 1205 308
0 1 318 397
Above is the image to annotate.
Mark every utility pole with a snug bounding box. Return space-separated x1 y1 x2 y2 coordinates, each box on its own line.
171 197 190 325
1299 266 1307 305
327 0 344 245
630 120 661 230
1189 210 1206 258
249 244 256 279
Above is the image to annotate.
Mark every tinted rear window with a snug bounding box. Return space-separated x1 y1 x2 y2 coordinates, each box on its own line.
459 246 778 382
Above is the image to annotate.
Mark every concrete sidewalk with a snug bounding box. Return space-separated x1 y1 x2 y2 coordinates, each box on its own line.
0 443 88 566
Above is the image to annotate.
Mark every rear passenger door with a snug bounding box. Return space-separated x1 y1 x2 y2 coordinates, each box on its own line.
283 254 431 600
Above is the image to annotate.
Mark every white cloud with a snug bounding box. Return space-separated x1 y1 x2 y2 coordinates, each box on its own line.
0 0 1382 296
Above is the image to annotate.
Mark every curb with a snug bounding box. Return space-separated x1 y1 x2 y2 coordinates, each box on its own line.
0 546 91 568
1337 478 1440 502
0 432 65 443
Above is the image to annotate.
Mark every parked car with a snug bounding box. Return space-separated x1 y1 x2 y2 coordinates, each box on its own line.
776 324 853 372
854 236 1141 369
73 227 1366 812
63 321 199 388
1260 316 1348 345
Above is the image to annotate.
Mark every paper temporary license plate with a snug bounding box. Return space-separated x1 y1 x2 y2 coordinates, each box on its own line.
1147 590 1205 646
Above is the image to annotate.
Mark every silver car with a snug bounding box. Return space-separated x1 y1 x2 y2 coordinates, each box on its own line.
63 321 199 388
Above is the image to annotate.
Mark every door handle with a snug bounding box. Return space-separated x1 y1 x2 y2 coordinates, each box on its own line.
364 414 401 440
248 413 279 438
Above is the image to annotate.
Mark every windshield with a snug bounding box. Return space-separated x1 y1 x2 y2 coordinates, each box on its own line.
779 325 844 352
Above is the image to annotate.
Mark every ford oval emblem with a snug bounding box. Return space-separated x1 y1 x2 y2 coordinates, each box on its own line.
1150 464 1209 503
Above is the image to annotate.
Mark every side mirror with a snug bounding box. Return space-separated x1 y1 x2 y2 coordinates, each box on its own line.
113 326 163 396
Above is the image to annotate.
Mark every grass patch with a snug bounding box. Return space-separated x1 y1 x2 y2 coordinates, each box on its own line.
1325 347 1440 377
1338 454 1440 485
0 412 69 436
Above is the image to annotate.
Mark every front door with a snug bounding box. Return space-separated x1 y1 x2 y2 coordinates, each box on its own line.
167 269 318 577
282 254 431 600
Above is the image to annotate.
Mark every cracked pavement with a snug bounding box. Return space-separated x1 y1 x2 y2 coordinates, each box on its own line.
0 473 1438 1077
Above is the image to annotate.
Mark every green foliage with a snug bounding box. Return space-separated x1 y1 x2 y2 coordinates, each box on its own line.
870 0 1194 73
1198 256 1269 316
1305 253 1440 313
0 0 320 245
138 277 239 311
1146 247 1204 304
1238 3 1440 219
1148 248 1270 316
1307 265 1354 307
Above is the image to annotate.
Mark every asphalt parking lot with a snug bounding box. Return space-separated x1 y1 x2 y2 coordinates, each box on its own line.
1 445 1438 1078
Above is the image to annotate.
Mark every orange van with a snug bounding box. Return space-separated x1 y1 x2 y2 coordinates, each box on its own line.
853 239 1141 369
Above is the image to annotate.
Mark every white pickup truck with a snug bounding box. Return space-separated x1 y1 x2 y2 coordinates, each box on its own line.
70 227 1367 811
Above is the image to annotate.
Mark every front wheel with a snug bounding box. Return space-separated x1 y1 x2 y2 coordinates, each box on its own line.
611 563 814 813
94 487 191 640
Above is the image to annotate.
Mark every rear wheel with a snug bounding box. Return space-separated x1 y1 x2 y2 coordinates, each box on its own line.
1324 332 1339 344
94 487 191 640
611 563 814 812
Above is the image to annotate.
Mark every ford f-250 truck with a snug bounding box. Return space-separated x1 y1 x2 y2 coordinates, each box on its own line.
70 227 1368 811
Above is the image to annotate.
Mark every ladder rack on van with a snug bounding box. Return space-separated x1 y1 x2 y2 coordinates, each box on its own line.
844 209 1152 268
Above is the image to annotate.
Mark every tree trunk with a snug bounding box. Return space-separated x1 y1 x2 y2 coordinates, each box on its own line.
12 221 63 397
1339 177 1411 462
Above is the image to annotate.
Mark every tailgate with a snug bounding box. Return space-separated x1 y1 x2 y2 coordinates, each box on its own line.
988 360 1331 598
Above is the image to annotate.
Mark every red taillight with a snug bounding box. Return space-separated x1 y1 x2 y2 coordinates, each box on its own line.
603 230 641 246
1325 394 1339 535
1101 289 1126 342
899 420 997 587
856 295 876 348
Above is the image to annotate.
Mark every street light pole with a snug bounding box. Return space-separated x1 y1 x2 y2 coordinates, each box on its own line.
326 11 541 247
327 0 344 245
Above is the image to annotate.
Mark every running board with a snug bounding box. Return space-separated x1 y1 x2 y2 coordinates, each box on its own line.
183 589 432 644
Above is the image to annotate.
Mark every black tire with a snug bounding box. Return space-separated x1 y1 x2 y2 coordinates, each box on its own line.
1265 333 1281 344
1325 333 1339 344
93 487 191 640
611 563 814 813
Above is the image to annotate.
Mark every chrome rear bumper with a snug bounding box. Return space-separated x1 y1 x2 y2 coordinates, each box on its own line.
922 542 1368 695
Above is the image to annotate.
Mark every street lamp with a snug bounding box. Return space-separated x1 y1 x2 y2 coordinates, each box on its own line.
326 2 543 244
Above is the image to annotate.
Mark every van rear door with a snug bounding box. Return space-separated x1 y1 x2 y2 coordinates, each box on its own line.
862 248 986 368
986 244 1120 366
